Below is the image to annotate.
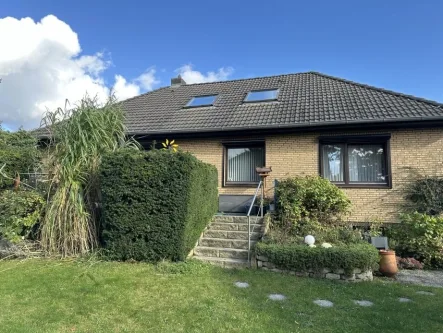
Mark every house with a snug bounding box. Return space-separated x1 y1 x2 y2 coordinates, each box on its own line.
121 72 443 224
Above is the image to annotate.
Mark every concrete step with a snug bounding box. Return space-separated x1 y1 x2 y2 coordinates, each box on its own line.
203 230 261 240
209 223 264 232
212 216 264 224
199 237 257 250
194 246 249 260
194 256 249 268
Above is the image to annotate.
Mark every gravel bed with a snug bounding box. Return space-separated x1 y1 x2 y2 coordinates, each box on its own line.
396 270 443 288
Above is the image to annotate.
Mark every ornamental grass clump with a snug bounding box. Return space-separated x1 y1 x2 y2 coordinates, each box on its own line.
39 95 138 257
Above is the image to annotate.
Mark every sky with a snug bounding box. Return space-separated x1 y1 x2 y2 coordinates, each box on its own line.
1 0 442 130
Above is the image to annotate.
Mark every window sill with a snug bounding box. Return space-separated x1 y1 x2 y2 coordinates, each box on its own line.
333 183 392 189
223 182 260 188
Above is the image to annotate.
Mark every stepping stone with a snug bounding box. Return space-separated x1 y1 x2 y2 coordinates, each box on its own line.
268 294 286 301
353 300 374 307
398 297 412 303
234 282 249 288
416 291 435 296
313 299 334 307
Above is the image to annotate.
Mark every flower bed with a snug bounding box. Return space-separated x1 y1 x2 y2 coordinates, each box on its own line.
255 242 379 282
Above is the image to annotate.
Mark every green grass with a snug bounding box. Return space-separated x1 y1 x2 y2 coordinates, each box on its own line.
1 259 442 333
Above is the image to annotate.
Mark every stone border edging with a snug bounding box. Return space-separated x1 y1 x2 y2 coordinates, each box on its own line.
256 255 373 282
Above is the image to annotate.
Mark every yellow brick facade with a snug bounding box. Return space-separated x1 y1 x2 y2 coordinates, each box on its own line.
179 128 443 223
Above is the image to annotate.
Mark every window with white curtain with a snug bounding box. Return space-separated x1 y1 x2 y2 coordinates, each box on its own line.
320 136 390 187
224 144 265 185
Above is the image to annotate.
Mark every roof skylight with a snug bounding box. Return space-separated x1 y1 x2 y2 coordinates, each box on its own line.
244 89 279 102
186 95 217 107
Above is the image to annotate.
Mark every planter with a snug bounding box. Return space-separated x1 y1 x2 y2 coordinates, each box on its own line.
370 236 388 250
269 204 275 212
379 250 398 277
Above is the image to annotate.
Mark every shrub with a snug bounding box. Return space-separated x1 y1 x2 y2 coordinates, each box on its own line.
0 190 45 242
256 242 379 275
275 176 350 227
100 149 218 262
266 224 363 246
386 212 443 268
404 177 443 215
396 257 424 270
0 127 39 189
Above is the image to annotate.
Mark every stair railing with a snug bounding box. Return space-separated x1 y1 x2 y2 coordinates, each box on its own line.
246 180 263 265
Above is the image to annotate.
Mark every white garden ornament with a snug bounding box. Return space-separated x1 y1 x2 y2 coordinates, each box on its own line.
304 235 315 246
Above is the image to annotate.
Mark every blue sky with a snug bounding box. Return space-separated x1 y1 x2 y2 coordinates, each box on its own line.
1 0 443 129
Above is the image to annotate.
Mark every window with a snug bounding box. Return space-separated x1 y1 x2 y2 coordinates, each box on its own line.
224 143 265 186
185 95 217 107
244 89 279 102
319 135 391 187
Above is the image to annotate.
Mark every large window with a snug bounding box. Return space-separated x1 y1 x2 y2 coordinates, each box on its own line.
319 136 391 187
224 143 265 186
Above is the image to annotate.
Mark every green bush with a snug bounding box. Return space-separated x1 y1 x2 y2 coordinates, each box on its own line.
386 212 443 268
0 190 45 242
100 149 218 262
0 127 39 189
275 176 351 235
256 242 379 275
266 224 364 246
404 177 443 216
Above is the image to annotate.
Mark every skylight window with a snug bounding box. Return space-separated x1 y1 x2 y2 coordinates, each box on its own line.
244 89 279 102
186 95 217 107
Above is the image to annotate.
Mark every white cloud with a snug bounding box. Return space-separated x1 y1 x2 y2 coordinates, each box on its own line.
136 68 159 91
112 75 140 101
0 15 159 130
176 64 234 84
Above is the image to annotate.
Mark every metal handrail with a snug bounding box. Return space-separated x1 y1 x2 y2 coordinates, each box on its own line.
247 180 263 265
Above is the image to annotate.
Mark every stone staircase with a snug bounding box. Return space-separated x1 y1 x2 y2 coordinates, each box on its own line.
193 215 265 268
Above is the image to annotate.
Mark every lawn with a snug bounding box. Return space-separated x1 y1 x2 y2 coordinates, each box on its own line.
1 259 442 333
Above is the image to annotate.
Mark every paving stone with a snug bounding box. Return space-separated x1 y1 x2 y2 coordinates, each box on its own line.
234 282 249 288
353 300 374 307
416 291 435 296
268 294 286 301
313 299 334 307
398 297 412 302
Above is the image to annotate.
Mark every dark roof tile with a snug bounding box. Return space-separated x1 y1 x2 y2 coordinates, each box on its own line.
49 72 443 136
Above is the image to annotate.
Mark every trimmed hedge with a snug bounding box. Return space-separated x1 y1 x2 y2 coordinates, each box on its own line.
256 242 379 275
100 149 218 262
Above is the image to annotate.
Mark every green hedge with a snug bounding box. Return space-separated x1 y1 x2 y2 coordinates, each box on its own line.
99 149 218 262
256 242 379 274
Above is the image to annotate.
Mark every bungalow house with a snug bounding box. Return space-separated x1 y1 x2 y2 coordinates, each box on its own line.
121 72 443 225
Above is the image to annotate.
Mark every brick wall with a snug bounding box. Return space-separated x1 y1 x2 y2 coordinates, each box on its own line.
178 128 443 223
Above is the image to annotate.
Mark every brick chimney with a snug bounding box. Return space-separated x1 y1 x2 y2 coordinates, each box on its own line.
171 75 186 87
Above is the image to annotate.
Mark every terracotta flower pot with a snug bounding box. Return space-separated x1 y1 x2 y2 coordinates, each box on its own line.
379 250 398 277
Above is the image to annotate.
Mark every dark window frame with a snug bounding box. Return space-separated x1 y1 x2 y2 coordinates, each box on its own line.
318 135 392 189
184 94 218 108
243 89 279 103
222 141 266 187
